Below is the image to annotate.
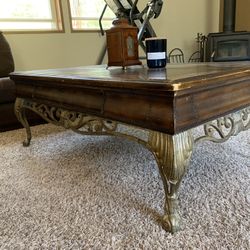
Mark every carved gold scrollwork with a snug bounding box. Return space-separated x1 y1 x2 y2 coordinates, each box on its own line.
17 97 249 234
15 97 195 233
195 107 250 144
22 100 117 135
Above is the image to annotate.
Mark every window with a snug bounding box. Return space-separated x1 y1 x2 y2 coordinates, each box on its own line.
0 0 63 32
68 0 115 31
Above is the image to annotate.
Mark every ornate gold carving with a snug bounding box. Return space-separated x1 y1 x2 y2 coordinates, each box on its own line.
21 99 117 135
147 131 194 232
15 98 195 233
195 107 250 144
15 98 250 233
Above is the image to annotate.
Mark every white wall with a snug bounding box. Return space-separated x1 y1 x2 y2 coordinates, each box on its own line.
4 0 220 71
236 0 250 31
219 0 250 32
152 0 220 60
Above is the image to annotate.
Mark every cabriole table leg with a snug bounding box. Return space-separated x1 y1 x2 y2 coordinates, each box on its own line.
148 131 194 233
14 98 31 147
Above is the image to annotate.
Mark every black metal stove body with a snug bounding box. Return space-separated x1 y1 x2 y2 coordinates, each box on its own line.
206 0 250 62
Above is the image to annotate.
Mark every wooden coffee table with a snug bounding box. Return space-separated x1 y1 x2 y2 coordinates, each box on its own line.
10 63 250 233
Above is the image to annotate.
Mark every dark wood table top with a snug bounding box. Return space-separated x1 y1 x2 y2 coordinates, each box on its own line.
10 62 250 134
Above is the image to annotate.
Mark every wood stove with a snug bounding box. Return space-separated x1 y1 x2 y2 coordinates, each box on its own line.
206 0 250 62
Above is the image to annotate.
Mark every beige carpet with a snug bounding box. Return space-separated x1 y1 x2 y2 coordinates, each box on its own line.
0 124 249 249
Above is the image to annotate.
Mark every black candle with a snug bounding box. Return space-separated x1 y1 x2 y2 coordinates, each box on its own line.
146 38 167 68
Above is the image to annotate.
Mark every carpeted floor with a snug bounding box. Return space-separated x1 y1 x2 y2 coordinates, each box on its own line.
0 124 249 249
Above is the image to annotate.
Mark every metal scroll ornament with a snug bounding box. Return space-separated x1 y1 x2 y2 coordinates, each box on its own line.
195 107 250 143
15 98 195 233
21 100 117 135
14 98 250 233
